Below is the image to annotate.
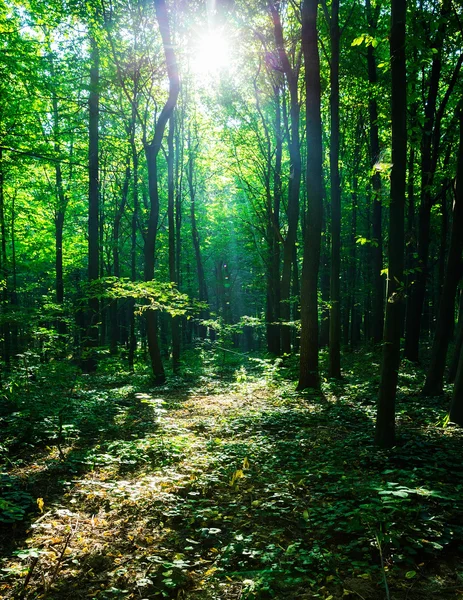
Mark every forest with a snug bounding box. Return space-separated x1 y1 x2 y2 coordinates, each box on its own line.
1 0 463 597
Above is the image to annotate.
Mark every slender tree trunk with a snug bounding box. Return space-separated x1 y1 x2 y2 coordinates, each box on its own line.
449 290 463 383
110 159 130 355
128 124 139 371
270 3 301 355
168 115 180 373
298 0 324 390
424 107 463 395
450 342 463 426
144 147 166 382
187 132 209 338
0 148 10 367
49 53 68 337
82 35 100 373
266 85 282 355
329 0 341 377
143 0 179 383
366 0 384 343
404 0 451 361
375 0 407 447
349 172 359 347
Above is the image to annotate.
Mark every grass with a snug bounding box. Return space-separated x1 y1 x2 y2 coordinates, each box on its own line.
1 346 463 599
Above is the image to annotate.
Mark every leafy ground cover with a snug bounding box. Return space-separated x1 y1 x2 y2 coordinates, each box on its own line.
1 348 463 599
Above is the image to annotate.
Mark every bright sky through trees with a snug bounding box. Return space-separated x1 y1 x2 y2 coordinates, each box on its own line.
193 28 231 76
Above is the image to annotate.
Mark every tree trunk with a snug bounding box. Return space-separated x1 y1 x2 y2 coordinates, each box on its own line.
329 0 341 377
188 131 209 338
297 0 324 390
143 0 179 383
0 148 10 368
366 0 384 344
404 0 451 361
375 0 407 448
423 107 463 396
168 115 180 373
110 159 130 355
82 35 100 373
266 84 282 355
128 106 139 372
270 3 301 356
449 290 463 383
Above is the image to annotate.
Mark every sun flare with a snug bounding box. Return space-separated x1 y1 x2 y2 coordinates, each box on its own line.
194 29 231 76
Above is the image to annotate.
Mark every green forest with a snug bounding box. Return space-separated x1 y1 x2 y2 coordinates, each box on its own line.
1 0 463 597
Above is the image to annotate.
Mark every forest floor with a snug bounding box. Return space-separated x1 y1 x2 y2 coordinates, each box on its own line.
1 347 463 599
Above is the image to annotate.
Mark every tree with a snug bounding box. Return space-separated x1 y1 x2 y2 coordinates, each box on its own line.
375 0 406 448
143 0 180 383
298 0 324 390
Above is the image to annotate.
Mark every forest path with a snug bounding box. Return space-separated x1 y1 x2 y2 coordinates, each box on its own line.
1 357 463 600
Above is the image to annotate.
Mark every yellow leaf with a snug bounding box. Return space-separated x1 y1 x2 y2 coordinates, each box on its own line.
230 469 245 486
37 498 44 513
243 457 250 469
326 575 335 582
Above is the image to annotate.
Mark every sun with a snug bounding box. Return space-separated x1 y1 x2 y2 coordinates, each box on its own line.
194 29 231 76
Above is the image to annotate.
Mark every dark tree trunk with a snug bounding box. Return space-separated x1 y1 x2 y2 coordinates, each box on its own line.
292 243 300 352
298 0 324 390
143 0 179 383
404 0 452 361
270 3 301 355
128 108 139 372
423 107 463 396
48 52 68 337
168 115 180 373
0 148 10 368
110 159 130 355
266 84 282 355
375 0 407 448
328 0 341 377
450 342 463 426
366 0 384 344
449 291 463 383
82 36 100 373
188 131 209 338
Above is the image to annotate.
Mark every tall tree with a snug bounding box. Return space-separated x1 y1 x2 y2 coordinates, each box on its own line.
375 0 406 447
404 0 458 361
298 0 324 390
82 34 100 373
143 0 180 383
366 0 384 343
269 2 301 355
426 103 463 396
324 0 341 378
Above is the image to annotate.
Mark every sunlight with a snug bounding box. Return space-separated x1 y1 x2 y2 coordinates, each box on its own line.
194 29 231 76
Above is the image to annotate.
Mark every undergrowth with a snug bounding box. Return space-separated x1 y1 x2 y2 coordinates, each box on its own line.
1 346 463 599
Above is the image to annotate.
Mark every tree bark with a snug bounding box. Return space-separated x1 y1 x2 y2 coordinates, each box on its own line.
423 107 463 396
143 0 180 383
298 0 324 390
168 114 180 372
187 130 209 338
375 0 407 448
82 35 100 374
270 3 301 355
329 0 341 377
404 0 452 361
366 0 384 344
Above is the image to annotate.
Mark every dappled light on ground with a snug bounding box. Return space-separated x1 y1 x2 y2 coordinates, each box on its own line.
1 352 463 599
